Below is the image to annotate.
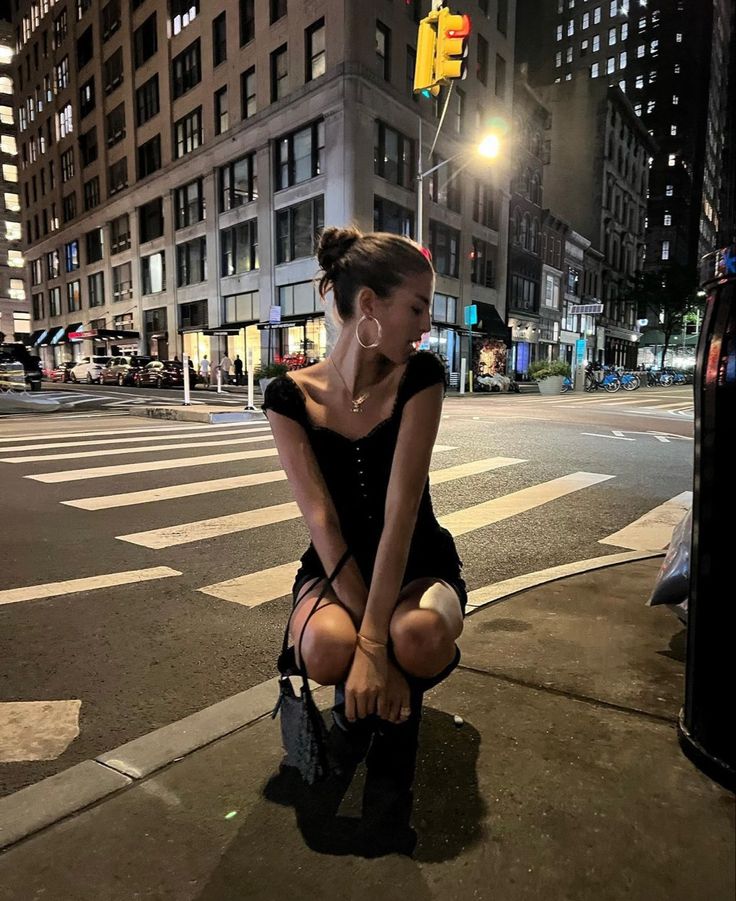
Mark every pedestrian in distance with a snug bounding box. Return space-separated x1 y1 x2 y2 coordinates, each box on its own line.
200 355 210 382
234 354 244 386
219 352 232 385
263 226 466 855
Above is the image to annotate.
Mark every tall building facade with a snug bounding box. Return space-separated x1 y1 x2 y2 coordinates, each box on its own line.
11 0 515 382
516 0 725 278
0 20 28 345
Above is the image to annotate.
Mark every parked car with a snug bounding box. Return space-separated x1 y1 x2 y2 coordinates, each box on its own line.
70 356 111 384
137 359 199 388
100 355 153 386
0 343 43 391
49 361 76 382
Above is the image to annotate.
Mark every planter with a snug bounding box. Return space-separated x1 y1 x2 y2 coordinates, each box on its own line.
537 375 564 396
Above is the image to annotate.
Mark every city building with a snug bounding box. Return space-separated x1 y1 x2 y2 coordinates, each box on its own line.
11 0 515 382
539 78 654 367
515 0 731 279
0 19 29 346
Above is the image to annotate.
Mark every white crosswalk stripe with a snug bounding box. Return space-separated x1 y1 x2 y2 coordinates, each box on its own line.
0 566 181 607
0 420 255 443
599 491 692 550
1 429 272 463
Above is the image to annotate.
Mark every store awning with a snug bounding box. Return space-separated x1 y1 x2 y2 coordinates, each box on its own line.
257 318 308 330
64 322 85 342
49 326 67 345
31 328 49 347
203 327 240 336
472 302 512 347
68 328 140 341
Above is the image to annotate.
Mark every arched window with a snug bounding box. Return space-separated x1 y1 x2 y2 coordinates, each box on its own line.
525 167 533 197
530 173 541 204
510 209 519 244
530 218 539 254
520 213 530 250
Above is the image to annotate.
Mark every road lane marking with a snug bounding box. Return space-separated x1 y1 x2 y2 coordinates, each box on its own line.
581 432 636 440
2 430 272 462
0 566 181 606
0 701 82 763
198 469 612 606
0 424 267 452
439 472 615 536
116 447 469 548
24 448 281 483
63 469 289 509
599 491 692 550
0 421 255 443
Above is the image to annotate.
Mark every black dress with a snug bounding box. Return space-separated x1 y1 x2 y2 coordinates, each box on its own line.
262 351 467 613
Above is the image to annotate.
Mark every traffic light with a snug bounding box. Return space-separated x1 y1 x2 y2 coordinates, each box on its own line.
435 9 471 83
414 12 441 96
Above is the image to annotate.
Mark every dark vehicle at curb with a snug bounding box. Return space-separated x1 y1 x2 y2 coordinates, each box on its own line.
0 343 42 391
137 359 201 388
101 355 153 386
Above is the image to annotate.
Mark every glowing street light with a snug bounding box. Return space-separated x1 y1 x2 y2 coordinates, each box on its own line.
478 133 501 159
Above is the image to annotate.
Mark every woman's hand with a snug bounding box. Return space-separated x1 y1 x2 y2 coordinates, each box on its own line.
344 640 388 721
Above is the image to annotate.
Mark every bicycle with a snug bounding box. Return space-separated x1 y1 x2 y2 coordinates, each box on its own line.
585 366 621 392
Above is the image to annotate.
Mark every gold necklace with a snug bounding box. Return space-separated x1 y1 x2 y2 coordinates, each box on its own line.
329 356 370 413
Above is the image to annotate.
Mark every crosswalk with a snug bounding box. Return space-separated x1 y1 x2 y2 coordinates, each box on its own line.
0 414 692 613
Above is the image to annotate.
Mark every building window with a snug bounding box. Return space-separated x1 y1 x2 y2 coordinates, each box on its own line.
62 192 77 222
432 293 457 324
174 107 202 159
666 184 674 196
83 175 99 210
275 120 325 190
582 11 590 28
86 227 104 263
110 213 130 253
670 124 677 136
565 46 573 63
61 147 75 182
176 237 207 286
77 26 94 70
88 271 104 307
64 240 80 272
591 62 600 78
49 286 62 317
53 8 68 46
67 280 82 312
270 0 287 24
212 12 227 66
306 18 325 81
637 43 645 58
676 32 682 43
661 240 670 261
219 153 258 210
134 14 157 68
171 0 199 35
472 181 497 229
555 50 562 68
497 0 507 34
221 219 259 275
172 39 201 99
276 196 324 264
57 103 73 139
179 299 208 330
429 154 461 212
103 46 123 94
214 86 229 135
136 75 159 126
105 103 125 146
495 54 506 98
619 50 627 68
112 262 132 302
55 55 70 91
79 127 97 166
141 251 166 294
672 94 679 105
608 26 616 45
428 221 460 278
241 67 256 119
592 34 600 51
175 178 205 228
556 24 563 41
101 0 121 41
647 99 655 113
271 45 288 102
137 135 161 178
32 293 45 320
46 250 60 280
668 152 676 166
240 0 255 45
139 197 164 243
376 21 390 81
664 213 672 226
469 237 495 288
108 157 127 196
593 5 601 24
373 195 414 238
224 290 259 323
635 74 644 88
373 120 414 189
477 34 488 84
278 281 320 316
79 77 95 117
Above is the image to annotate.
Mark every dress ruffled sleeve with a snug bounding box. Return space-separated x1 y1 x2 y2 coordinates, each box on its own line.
262 376 308 427
399 351 447 407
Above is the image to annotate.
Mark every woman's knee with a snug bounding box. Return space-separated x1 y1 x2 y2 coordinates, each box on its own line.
298 610 356 685
390 608 454 678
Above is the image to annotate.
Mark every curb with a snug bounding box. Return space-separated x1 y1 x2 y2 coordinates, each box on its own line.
129 406 267 424
0 552 664 853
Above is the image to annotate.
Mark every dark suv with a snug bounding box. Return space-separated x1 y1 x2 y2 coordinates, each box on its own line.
0 343 42 391
100 355 153 386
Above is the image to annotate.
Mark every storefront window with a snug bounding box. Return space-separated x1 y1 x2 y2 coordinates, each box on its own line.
278 317 326 367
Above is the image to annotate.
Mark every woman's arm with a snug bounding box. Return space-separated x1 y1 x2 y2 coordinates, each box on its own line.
358 381 444 642
266 410 368 621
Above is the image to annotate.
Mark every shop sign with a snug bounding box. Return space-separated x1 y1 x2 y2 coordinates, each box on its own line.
69 330 98 339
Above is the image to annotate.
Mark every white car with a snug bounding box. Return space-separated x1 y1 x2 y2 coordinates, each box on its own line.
70 356 111 384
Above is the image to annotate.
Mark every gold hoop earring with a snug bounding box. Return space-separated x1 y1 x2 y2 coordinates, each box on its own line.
355 315 382 349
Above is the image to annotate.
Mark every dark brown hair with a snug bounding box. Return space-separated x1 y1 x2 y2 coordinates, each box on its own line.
317 226 433 319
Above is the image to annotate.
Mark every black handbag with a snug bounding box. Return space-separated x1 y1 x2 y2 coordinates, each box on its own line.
271 549 352 785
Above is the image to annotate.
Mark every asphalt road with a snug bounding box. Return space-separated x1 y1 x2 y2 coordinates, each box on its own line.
0 385 693 795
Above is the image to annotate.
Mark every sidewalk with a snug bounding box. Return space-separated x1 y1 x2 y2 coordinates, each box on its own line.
0 557 733 900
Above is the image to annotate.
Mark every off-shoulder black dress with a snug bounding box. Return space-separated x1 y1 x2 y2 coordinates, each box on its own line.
262 351 467 613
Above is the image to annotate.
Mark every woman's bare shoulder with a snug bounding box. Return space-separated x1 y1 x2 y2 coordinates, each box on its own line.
288 362 330 392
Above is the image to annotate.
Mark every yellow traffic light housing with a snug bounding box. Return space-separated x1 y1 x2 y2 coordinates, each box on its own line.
414 13 441 95
435 9 471 83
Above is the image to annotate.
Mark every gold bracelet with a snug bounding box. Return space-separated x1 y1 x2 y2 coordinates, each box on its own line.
357 633 388 649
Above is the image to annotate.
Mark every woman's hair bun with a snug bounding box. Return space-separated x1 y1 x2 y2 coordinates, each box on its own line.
317 226 362 275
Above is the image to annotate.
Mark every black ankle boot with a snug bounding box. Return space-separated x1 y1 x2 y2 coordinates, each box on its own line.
330 683 375 768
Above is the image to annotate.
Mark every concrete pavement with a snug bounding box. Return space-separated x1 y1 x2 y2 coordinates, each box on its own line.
0 555 732 900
